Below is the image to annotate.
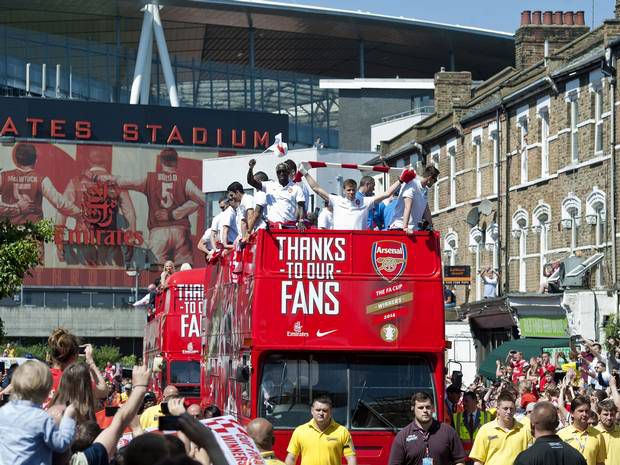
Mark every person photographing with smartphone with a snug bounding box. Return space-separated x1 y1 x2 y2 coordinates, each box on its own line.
139 384 180 430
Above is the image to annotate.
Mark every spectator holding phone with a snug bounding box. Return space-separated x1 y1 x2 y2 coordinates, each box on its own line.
47 328 108 401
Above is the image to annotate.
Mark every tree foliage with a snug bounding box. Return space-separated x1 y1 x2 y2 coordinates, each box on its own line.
93 345 122 369
0 219 54 299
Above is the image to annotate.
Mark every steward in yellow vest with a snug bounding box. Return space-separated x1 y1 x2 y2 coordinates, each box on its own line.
453 392 493 452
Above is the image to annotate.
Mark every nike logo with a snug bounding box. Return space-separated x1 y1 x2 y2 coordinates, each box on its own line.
316 329 337 338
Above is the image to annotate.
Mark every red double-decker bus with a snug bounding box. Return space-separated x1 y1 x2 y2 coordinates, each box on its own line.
201 229 445 465
143 268 209 403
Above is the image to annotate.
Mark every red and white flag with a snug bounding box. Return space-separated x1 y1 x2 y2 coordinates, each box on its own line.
268 133 288 156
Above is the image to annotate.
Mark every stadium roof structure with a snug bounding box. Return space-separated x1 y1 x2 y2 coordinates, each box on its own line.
0 0 515 80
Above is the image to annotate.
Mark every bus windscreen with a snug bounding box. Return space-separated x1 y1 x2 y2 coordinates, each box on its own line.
259 353 435 429
169 360 201 384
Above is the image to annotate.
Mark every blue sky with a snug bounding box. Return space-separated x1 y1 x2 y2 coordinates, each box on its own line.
280 0 616 33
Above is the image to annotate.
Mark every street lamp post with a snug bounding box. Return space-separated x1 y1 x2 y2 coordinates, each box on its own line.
125 269 139 302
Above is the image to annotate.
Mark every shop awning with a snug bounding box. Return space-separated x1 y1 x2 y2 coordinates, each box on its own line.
478 337 570 379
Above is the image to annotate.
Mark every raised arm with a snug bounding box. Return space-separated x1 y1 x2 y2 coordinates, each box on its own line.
84 344 108 399
247 159 262 190
300 164 329 202
372 178 402 205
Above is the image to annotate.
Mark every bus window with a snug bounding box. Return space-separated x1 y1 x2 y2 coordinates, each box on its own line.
349 356 434 430
259 354 434 429
170 360 200 384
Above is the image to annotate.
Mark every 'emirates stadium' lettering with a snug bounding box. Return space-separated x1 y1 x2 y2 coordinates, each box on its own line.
277 236 344 316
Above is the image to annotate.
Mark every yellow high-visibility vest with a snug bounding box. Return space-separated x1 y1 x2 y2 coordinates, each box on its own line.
453 410 493 442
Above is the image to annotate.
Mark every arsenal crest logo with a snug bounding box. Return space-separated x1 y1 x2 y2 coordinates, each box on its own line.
372 240 407 282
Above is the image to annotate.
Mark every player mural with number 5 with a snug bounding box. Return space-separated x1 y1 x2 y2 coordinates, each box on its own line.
90 148 205 265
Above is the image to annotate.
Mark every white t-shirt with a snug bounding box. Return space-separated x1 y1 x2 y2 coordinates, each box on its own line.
261 180 305 223
209 212 223 244
236 194 255 234
389 179 428 230
219 206 238 244
200 228 213 250
252 191 268 230
329 194 375 231
317 207 333 229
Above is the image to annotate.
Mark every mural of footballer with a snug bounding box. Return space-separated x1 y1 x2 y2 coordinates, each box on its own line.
92 148 204 265
0 143 80 223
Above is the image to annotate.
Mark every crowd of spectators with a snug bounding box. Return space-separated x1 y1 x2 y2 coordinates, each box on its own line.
0 327 227 465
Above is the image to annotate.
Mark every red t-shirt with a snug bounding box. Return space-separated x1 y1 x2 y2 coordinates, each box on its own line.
511 359 527 384
520 392 538 408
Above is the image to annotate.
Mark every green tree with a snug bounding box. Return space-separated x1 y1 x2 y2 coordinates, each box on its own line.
93 345 122 369
0 317 5 345
13 343 48 361
0 219 54 299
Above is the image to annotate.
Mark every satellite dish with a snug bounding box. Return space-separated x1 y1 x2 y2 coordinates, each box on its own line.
466 207 480 227
479 199 493 216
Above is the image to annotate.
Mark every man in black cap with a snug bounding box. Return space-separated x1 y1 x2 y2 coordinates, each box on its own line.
514 401 587 465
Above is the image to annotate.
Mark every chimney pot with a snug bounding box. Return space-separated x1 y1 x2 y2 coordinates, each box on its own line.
532 11 542 25
563 11 574 25
521 10 531 26
543 11 553 25
553 11 563 25
574 11 585 25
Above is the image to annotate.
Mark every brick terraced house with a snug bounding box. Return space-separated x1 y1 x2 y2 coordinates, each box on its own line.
380 5 620 354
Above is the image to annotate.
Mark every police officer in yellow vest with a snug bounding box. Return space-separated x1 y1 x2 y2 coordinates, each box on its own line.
453 391 493 453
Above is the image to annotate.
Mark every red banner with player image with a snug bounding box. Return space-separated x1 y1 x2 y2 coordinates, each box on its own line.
1 141 216 287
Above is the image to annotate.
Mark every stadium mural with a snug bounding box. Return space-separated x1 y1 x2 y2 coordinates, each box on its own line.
0 141 212 287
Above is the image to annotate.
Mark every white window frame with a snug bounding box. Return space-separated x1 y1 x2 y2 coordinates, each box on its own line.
448 138 457 207
586 187 607 288
485 222 499 271
430 145 440 213
488 121 499 195
512 208 529 292
536 96 550 178
561 193 582 254
443 229 458 267
532 202 551 283
469 226 484 300
472 128 483 198
516 106 529 184
565 78 580 164
590 70 604 154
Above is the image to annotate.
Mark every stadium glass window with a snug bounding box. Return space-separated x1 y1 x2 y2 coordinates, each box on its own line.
69 292 91 308
114 292 133 308
92 292 115 308
22 290 44 307
259 353 434 430
45 291 68 308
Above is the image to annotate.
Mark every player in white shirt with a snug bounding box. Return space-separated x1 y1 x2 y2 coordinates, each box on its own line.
246 171 268 237
247 159 306 230
218 203 239 249
284 159 312 213
389 165 439 231
317 200 333 230
227 181 257 241
301 167 416 230
198 198 228 255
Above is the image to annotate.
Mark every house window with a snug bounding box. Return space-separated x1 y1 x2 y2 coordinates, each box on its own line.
512 208 529 292
472 128 482 198
488 122 499 195
431 146 440 212
516 107 529 184
469 227 483 300
561 193 582 254
565 78 580 164
443 230 458 267
532 202 551 283
448 139 456 207
586 187 607 287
